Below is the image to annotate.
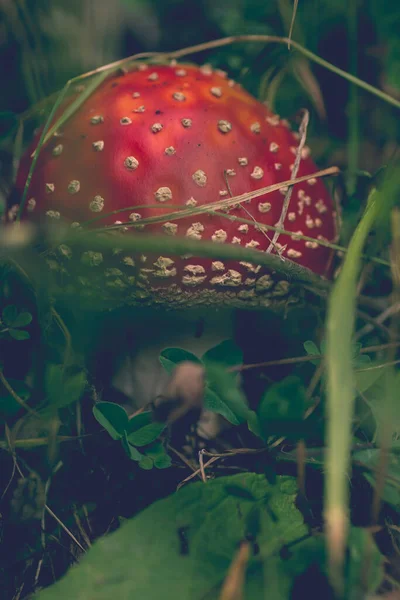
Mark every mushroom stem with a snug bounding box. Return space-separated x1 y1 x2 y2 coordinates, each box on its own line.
111 307 235 437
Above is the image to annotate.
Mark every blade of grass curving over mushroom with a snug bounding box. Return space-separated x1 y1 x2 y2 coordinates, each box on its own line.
324 164 400 594
15 34 399 222
17 70 111 220
17 34 400 137
0 223 325 289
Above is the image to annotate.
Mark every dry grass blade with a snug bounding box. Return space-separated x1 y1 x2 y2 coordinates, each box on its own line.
74 35 400 110
267 109 309 253
88 167 339 231
292 59 327 120
19 33 400 139
219 542 251 600
287 0 299 49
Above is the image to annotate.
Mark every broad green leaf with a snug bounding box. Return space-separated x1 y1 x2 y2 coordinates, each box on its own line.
202 339 243 368
257 527 383 600
127 422 166 447
10 312 33 328
93 402 129 440
2 305 18 326
9 328 30 341
35 473 307 600
353 354 371 367
46 365 87 410
203 388 240 425
224 484 256 501
354 361 385 394
206 363 249 423
159 347 201 374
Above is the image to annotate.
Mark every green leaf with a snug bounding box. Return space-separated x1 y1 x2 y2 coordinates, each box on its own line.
246 410 262 438
153 455 172 469
139 456 154 470
345 527 384 599
303 340 319 357
46 365 87 410
203 363 252 427
93 402 129 440
224 484 256 501
354 448 400 509
354 361 385 393
2 306 32 329
258 376 307 438
9 328 30 341
353 354 371 367
2 305 18 326
142 440 165 458
34 473 307 600
142 441 172 469
10 312 33 328
202 339 243 368
121 432 144 461
303 340 320 366
259 527 383 600
125 411 153 434
127 422 166 447
159 347 202 374
203 388 240 425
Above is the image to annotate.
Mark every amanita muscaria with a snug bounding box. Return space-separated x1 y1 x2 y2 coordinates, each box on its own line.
13 62 339 428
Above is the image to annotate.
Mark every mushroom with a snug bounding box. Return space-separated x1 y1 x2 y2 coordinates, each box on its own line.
13 63 338 436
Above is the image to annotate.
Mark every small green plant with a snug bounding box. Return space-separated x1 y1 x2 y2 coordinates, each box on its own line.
160 339 261 434
0 304 32 341
93 402 171 470
160 340 321 443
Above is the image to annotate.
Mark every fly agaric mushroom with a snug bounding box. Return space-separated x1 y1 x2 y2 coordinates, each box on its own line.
13 62 338 433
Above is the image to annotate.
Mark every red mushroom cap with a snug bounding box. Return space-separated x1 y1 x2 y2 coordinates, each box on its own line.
14 63 338 307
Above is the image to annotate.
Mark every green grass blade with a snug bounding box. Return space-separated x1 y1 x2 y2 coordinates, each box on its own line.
18 70 110 220
325 166 399 593
36 71 110 152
